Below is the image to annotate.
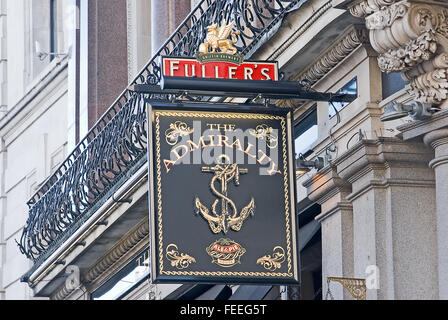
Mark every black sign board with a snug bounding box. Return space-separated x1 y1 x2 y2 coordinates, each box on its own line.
147 100 299 284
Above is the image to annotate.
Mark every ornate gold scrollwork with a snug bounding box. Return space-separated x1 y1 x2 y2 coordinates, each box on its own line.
326 277 367 300
166 244 196 269
249 124 278 149
165 121 194 146
256 246 286 271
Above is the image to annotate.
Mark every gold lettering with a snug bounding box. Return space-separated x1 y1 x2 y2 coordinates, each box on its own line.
163 144 189 173
187 136 209 151
217 135 234 148
163 159 176 173
208 135 216 147
266 161 281 175
244 143 257 159
257 149 271 165
231 138 243 152
205 124 236 131
172 144 189 160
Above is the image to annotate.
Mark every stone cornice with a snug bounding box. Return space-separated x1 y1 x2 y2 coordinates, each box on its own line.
83 217 149 286
315 200 353 222
303 165 352 204
277 26 369 108
52 217 149 300
332 138 434 181
346 177 435 201
269 0 333 62
422 127 448 146
293 26 369 85
51 216 149 300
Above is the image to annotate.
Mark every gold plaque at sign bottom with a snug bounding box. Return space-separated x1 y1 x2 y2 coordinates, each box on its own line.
206 238 246 268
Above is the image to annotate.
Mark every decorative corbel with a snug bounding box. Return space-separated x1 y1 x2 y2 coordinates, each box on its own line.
346 0 448 107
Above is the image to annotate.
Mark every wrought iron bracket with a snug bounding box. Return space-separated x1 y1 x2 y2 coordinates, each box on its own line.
326 276 366 300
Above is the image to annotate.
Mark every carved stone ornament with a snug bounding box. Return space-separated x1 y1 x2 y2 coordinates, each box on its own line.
348 0 448 106
349 0 399 18
377 30 438 72
276 26 369 109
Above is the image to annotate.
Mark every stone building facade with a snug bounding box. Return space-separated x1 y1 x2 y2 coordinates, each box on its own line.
1 0 448 300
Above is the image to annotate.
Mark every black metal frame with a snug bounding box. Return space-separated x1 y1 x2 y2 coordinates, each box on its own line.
18 0 325 282
134 76 357 103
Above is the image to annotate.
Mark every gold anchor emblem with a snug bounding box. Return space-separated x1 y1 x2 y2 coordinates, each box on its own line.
194 162 255 234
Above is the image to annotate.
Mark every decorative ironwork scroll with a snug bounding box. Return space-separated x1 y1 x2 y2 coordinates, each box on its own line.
18 0 304 279
326 277 367 300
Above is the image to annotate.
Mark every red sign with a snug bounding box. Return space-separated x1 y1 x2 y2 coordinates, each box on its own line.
162 57 278 81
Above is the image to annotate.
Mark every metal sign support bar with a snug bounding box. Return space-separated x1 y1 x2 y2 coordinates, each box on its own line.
131 77 357 103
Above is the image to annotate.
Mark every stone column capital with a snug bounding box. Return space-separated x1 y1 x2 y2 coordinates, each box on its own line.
422 128 448 169
423 128 448 148
344 0 448 106
334 137 433 180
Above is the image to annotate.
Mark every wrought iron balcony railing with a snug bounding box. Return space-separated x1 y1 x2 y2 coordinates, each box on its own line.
18 0 305 274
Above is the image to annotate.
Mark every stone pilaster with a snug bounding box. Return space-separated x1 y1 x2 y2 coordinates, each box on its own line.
422 128 448 299
0 0 6 115
88 0 129 128
343 0 448 107
333 138 437 299
303 166 354 300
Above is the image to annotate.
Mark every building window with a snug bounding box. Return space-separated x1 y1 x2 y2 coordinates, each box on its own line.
328 77 357 118
294 106 318 156
29 0 60 82
382 72 406 99
91 249 150 300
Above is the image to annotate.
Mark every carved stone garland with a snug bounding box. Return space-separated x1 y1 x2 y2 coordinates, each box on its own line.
348 0 448 106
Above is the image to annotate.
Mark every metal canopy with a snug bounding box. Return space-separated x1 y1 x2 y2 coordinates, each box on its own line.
131 76 357 104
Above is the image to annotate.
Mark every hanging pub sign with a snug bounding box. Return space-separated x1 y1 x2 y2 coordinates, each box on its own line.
147 101 299 284
161 21 278 81
147 21 299 285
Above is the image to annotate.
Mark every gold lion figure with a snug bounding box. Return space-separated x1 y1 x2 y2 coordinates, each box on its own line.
199 21 240 55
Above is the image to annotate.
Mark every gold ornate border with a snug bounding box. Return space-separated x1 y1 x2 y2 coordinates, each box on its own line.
153 110 295 279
